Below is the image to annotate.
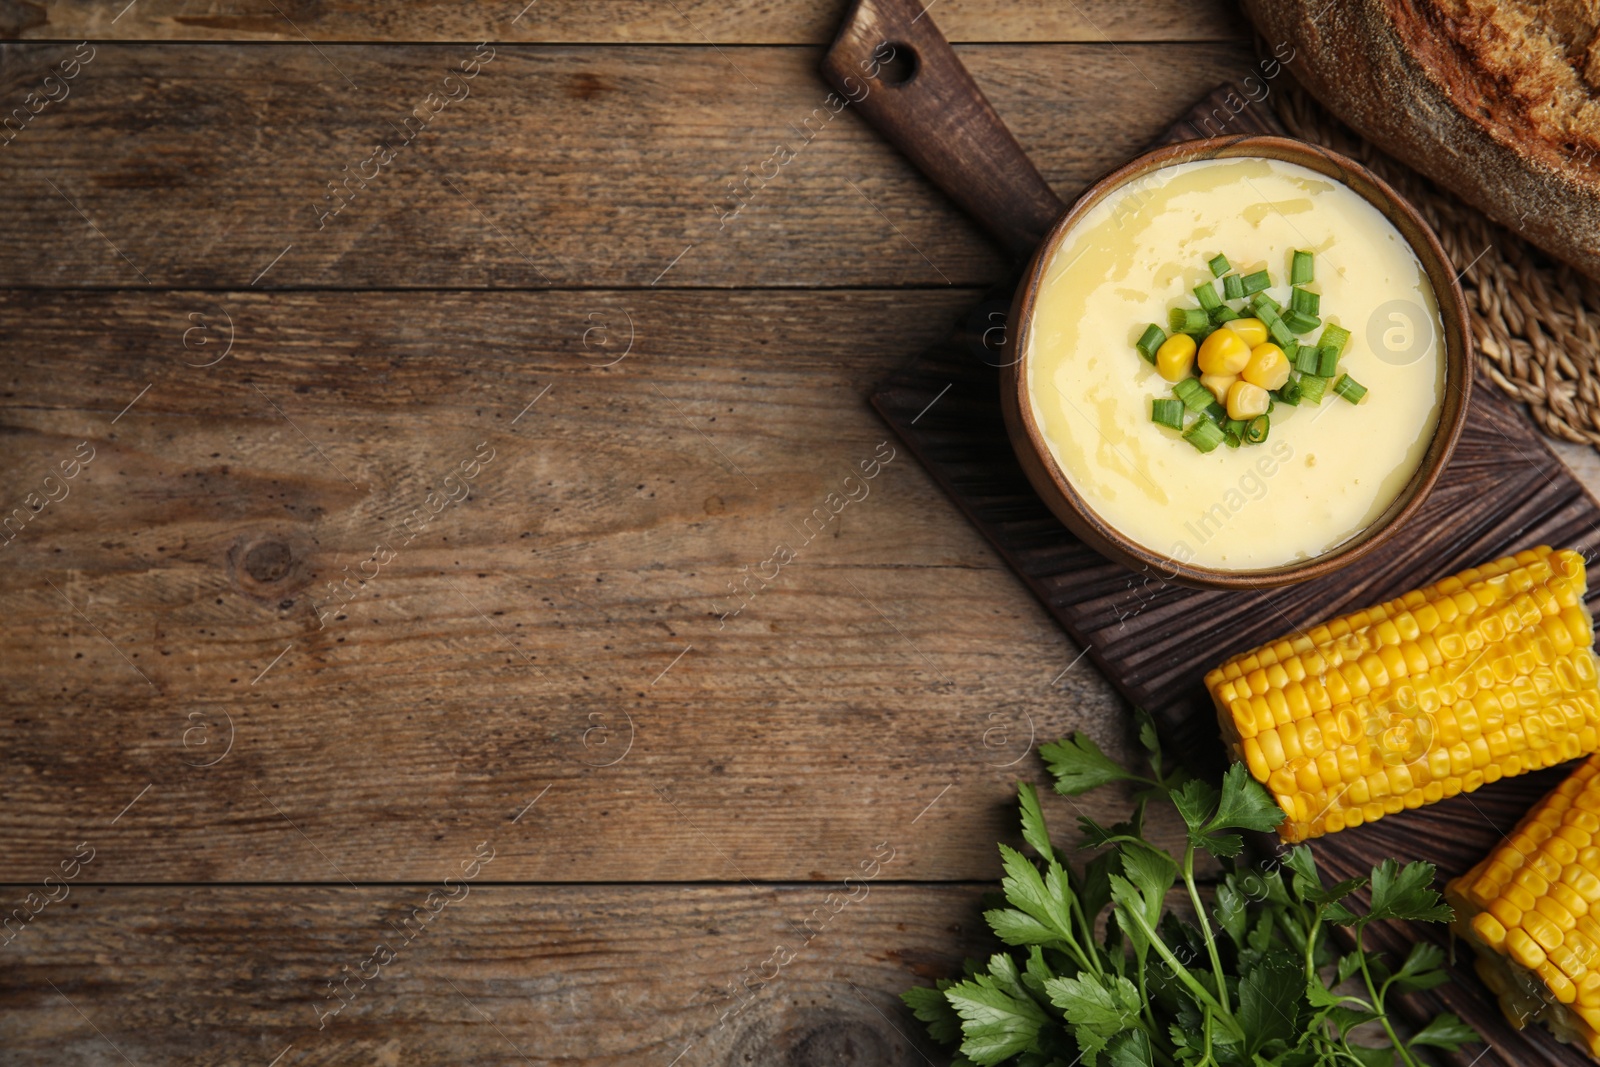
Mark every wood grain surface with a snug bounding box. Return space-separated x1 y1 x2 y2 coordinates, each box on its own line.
0 41 1248 288
0 883 992 1065
0 286 1198 885
0 0 1245 44
1 4 1589 1064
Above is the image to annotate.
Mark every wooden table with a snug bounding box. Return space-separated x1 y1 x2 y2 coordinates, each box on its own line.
4 3 1594 1063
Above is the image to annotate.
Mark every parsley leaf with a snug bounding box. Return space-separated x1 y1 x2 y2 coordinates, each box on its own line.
1041 734 1145 795
945 956 1050 1065
1207 763 1285 835
1109 847 1176 962
1409 1012 1478 1051
1171 778 1219 838
1016 782 1054 858
984 907 1057 948
1043 972 1143 1067
1362 859 1454 926
1389 940 1450 994
1237 950 1303 1054
1285 845 1366 906
1213 880 1247 947
1105 1029 1154 1067
998 845 1072 942
902 984 962 1044
1079 851 1116 926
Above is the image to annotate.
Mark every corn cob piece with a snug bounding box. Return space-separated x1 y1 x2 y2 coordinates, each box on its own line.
1204 546 1600 842
1448 755 1600 1058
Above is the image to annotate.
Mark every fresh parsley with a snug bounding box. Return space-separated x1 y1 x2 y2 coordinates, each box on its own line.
905 713 1479 1066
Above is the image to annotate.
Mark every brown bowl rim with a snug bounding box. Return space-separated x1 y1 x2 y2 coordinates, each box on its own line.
1002 134 1475 590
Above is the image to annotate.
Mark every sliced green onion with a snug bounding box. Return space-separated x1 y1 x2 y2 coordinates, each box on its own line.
1222 273 1244 301
1268 316 1296 348
1183 417 1226 453
1136 323 1166 362
1251 292 1281 316
1209 254 1231 277
1316 345 1339 377
1298 375 1328 404
1320 323 1351 355
1243 414 1270 444
1172 377 1212 413
1276 378 1302 406
1210 304 1240 324
1294 343 1321 375
1223 431 1241 448
1291 250 1314 285
1169 307 1210 334
1151 397 1185 430
1290 287 1321 316
1202 400 1228 424
1334 374 1368 403
1283 310 1322 334
1240 269 1271 295
1194 281 1222 312
1139 321 1164 363
1223 417 1247 438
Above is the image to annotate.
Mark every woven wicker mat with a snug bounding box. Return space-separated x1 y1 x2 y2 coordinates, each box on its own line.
1271 81 1600 448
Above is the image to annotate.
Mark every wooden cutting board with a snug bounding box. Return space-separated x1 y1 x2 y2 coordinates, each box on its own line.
832 9 1600 1061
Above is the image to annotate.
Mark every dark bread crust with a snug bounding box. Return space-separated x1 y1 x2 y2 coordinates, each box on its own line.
1244 0 1600 279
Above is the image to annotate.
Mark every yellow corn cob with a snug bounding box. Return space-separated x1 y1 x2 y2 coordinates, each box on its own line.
1204 546 1600 842
1447 755 1600 1058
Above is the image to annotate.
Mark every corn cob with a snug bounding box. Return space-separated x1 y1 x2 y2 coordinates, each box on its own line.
1204 546 1600 842
1448 755 1600 1057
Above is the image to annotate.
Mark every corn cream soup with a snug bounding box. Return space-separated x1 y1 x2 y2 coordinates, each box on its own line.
1026 157 1445 571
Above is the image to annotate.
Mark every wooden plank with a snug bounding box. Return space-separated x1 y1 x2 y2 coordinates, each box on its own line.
0 883 990 1065
0 0 1248 44
0 287 1201 882
0 40 1252 289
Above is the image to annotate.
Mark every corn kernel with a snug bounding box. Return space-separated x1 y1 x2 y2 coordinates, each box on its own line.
1489 896 1524 930
1155 332 1196 382
1225 317 1268 347
1535 894 1577 932
1197 328 1250 376
1241 343 1290 390
1259 729 1285 770
1545 968 1578 1003
1510 928 1549 969
1554 883 1591 920
1473 911 1508 949
1200 372 1236 405
1225 380 1270 421
1506 883 1539 912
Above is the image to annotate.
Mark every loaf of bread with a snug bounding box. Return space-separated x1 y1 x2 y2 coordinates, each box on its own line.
1243 0 1600 280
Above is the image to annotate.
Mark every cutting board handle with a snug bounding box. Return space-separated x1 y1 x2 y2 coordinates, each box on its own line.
821 0 1066 259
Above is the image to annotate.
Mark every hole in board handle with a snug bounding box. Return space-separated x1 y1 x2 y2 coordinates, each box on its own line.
873 41 918 86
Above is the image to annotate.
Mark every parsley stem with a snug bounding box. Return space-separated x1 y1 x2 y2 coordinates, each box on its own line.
1182 844 1231 1016
1066 874 1105 977
1136 954 1160 1044
1303 910 1322 984
1196 1007 1216 1067
1119 902 1244 1043
1355 926 1424 1067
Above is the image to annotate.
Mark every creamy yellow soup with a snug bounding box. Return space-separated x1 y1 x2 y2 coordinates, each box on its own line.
1026 157 1445 571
